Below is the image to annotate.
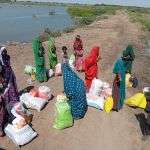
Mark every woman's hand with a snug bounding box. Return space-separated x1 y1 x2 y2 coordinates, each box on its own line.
97 56 101 62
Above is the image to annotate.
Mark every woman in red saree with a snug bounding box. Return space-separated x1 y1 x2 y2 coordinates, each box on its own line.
85 46 100 91
73 35 84 71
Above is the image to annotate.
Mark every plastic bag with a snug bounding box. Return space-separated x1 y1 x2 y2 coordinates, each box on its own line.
104 96 113 113
126 73 132 88
29 88 39 97
48 69 54 78
20 93 47 112
11 103 33 124
125 93 147 109
69 54 75 69
86 93 104 110
38 86 52 101
55 63 62 76
53 95 73 130
24 65 36 75
101 88 112 98
4 124 37 146
12 117 27 130
89 78 103 96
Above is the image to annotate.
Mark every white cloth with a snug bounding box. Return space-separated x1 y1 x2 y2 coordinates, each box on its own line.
0 46 6 65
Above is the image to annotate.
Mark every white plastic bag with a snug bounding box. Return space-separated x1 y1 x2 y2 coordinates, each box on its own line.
86 93 105 110
24 65 36 75
89 78 103 96
20 93 47 112
4 124 37 146
69 54 75 69
55 63 62 76
48 69 54 78
38 86 52 100
12 117 27 129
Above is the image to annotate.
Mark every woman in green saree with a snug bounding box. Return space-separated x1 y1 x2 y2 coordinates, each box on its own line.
122 45 135 73
32 37 47 82
48 38 58 70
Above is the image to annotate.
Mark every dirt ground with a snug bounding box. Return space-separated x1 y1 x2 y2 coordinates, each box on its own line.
0 11 150 150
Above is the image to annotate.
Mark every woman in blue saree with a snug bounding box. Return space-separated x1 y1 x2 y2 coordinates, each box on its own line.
61 62 87 120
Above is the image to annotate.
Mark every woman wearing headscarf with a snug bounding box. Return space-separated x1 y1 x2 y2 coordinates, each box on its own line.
112 58 126 111
0 63 6 137
84 46 100 90
62 62 87 120
32 37 47 82
0 47 19 136
48 37 58 70
0 47 19 112
122 45 135 73
73 35 84 71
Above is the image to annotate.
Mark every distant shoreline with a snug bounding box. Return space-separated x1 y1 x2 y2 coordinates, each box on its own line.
0 1 150 9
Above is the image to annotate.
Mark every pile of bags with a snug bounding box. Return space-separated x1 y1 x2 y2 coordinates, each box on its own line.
5 102 37 146
20 86 52 112
86 78 113 113
53 94 73 130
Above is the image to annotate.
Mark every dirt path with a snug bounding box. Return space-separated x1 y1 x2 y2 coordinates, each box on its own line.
0 11 150 150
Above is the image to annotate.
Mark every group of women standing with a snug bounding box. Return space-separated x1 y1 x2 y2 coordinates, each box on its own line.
32 35 135 114
0 35 135 136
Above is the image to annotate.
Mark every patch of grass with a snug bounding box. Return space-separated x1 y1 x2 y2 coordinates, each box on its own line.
127 8 150 31
67 5 120 26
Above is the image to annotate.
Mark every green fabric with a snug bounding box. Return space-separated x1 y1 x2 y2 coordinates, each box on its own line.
123 45 135 73
113 58 126 109
53 100 73 130
48 38 58 69
32 37 47 82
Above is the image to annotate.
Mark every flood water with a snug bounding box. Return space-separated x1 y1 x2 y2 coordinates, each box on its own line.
0 4 74 43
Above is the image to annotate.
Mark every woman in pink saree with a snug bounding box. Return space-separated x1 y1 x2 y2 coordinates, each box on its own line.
73 35 84 71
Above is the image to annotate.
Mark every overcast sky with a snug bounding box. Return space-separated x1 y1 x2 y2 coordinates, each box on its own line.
17 0 150 7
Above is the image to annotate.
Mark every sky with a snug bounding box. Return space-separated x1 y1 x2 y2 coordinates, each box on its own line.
17 0 150 8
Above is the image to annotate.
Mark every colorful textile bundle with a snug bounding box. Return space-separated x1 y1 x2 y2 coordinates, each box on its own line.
62 63 87 120
53 94 73 130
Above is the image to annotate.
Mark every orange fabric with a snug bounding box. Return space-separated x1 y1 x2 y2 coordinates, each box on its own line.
85 46 100 90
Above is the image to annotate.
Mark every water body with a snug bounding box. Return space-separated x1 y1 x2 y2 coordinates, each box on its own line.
0 4 74 43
